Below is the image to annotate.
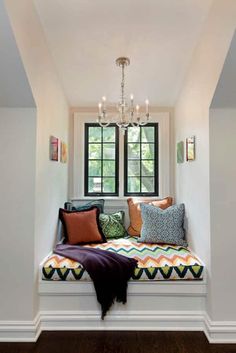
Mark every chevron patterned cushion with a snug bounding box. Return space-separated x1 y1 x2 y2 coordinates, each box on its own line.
139 203 188 246
42 236 203 281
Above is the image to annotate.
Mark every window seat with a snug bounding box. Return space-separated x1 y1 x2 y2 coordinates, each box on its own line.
41 236 204 282
39 236 206 333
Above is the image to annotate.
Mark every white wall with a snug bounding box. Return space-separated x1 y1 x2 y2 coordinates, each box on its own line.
207 31 236 321
0 1 37 322
0 108 37 320
174 0 236 322
5 0 69 261
209 108 236 320
4 0 69 320
174 0 236 262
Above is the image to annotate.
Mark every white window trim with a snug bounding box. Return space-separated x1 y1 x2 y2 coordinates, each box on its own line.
72 111 170 200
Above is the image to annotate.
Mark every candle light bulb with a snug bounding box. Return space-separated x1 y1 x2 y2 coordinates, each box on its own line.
98 102 102 114
145 99 149 114
102 96 106 102
130 94 134 101
136 105 140 112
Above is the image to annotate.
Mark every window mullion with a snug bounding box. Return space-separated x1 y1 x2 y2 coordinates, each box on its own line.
139 140 142 193
101 128 103 194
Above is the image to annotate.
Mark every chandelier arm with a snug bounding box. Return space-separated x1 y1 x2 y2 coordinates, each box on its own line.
97 113 110 127
98 120 110 128
139 113 150 126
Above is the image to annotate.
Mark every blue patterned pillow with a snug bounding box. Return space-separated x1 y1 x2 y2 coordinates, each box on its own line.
139 203 187 246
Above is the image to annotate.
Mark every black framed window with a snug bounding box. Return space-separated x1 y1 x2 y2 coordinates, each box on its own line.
84 123 119 196
124 124 158 196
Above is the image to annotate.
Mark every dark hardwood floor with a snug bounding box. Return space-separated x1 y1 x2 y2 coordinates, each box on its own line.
0 331 236 353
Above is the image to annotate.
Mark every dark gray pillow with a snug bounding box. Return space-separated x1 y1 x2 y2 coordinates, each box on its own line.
64 199 105 214
138 203 187 246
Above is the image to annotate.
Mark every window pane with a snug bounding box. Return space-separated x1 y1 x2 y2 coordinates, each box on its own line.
89 160 101 176
103 127 115 142
88 177 101 193
103 144 115 159
128 127 140 142
103 178 115 193
128 160 140 176
141 126 155 142
141 143 154 159
85 124 118 196
124 124 158 196
103 160 115 176
89 127 101 142
141 160 154 176
141 177 154 193
89 144 101 159
128 143 140 159
128 177 140 193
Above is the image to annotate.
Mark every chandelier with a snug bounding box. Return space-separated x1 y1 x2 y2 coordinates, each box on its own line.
97 57 150 132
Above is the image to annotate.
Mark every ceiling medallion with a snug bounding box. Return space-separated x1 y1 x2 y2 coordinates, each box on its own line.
98 57 150 133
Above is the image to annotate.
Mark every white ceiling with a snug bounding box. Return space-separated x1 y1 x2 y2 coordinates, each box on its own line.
34 0 213 107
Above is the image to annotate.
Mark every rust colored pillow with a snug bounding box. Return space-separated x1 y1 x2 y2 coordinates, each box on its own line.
59 207 106 245
127 197 173 236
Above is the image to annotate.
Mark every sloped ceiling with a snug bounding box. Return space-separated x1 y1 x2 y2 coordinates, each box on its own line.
34 0 213 107
0 0 35 107
211 31 236 108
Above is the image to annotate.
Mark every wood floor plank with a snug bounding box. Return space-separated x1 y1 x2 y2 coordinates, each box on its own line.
0 332 236 353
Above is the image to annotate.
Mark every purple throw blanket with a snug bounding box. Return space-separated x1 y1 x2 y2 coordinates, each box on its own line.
54 244 138 319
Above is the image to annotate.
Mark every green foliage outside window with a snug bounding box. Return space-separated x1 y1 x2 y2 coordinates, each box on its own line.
85 123 158 196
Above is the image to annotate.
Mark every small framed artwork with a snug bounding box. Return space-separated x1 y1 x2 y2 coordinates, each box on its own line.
60 141 68 163
186 136 195 161
177 141 184 163
50 136 59 161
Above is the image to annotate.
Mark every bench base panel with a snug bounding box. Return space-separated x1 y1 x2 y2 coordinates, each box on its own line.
1 280 236 343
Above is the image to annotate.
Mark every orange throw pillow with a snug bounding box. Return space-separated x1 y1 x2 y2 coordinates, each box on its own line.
59 207 106 245
127 197 173 236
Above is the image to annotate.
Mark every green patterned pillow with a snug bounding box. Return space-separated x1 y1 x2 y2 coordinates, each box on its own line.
99 211 126 239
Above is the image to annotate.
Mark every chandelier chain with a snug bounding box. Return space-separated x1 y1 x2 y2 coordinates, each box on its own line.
121 63 125 121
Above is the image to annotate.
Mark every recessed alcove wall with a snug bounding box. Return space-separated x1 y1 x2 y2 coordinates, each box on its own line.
209 31 236 321
0 0 37 321
174 0 236 324
1 0 69 324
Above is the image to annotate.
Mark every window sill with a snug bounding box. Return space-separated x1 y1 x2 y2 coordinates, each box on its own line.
70 196 166 204
69 195 173 213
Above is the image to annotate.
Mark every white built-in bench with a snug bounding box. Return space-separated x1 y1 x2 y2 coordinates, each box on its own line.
38 277 207 331
38 198 207 334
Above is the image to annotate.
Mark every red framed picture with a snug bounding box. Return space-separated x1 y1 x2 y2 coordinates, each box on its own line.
50 136 59 161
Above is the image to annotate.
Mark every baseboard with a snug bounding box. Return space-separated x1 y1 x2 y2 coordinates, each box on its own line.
1 311 236 343
204 313 236 343
0 313 41 342
40 310 204 331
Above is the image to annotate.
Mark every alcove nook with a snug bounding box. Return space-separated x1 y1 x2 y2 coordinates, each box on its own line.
1 0 236 344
